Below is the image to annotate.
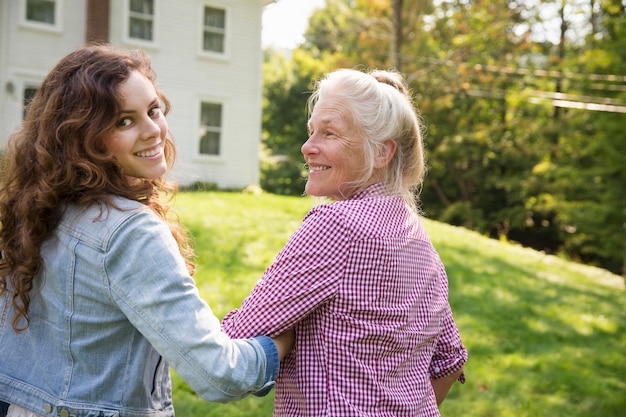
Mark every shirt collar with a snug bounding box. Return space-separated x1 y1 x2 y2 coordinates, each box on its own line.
350 182 387 200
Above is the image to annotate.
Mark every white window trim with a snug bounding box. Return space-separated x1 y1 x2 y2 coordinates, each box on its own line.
122 0 159 49
6 71 46 124
22 83 40 119
195 97 227 161
197 2 230 62
19 0 63 34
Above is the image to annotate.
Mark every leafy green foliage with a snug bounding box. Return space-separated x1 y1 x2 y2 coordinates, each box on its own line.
260 0 626 275
260 49 337 195
259 150 307 196
170 192 625 417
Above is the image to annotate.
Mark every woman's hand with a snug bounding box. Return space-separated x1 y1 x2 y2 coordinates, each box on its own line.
271 328 295 360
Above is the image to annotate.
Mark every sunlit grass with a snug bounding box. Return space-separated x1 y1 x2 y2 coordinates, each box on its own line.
172 191 316 317
170 191 625 417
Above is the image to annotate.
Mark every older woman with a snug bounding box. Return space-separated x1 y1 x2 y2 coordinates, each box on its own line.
222 68 467 417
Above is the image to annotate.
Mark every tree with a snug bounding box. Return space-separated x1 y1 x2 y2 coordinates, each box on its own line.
544 0 626 277
260 48 337 195
260 0 626 276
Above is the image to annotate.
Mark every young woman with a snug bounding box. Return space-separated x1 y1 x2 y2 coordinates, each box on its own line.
0 45 291 417
222 68 467 417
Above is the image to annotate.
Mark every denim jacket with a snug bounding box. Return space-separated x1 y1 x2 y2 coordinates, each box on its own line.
0 197 278 417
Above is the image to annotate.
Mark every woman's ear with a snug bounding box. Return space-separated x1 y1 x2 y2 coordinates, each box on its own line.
374 139 397 168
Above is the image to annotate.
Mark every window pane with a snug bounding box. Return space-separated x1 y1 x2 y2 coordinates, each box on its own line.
203 32 224 53
130 0 154 14
204 7 225 29
130 17 153 40
129 0 153 40
23 87 38 119
201 103 222 127
199 131 220 155
200 103 222 155
26 0 55 24
203 7 225 52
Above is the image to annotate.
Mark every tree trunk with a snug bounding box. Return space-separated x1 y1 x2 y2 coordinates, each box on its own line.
392 0 403 72
554 0 567 119
589 0 599 34
623 210 626 286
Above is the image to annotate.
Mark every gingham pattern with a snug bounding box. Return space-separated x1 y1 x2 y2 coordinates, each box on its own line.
223 183 467 417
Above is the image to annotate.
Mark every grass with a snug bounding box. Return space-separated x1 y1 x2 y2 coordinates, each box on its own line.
170 191 626 417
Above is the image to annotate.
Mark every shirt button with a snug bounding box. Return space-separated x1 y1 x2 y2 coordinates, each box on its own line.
434 366 441 373
43 404 52 413
60 410 69 417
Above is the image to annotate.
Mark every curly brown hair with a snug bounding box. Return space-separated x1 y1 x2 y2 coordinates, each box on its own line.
0 45 195 332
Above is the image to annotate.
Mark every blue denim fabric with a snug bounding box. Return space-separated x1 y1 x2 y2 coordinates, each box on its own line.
0 198 277 417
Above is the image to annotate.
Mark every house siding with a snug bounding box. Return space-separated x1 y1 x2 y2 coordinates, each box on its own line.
0 0 87 146
0 0 266 189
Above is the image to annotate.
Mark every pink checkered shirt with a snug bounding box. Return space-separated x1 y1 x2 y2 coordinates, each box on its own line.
222 183 467 417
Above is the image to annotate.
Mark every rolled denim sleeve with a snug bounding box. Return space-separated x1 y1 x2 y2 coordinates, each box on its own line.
252 336 279 396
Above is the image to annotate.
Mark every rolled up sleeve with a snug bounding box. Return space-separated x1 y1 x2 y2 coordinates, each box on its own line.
429 305 468 382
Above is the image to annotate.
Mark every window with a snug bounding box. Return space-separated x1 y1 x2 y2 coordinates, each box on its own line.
202 6 225 53
25 0 56 25
199 102 222 155
128 0 154 41
23 86 39 119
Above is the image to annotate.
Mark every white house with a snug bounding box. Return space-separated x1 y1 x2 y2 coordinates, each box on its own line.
0 0 276 188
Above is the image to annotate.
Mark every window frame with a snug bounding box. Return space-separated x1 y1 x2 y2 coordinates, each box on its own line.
20 0 63 33
123 0 158 47
197 2 230 61
22 84 39 120
197 99 226 159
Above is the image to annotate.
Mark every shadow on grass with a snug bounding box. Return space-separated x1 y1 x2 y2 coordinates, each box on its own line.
439 242 626 417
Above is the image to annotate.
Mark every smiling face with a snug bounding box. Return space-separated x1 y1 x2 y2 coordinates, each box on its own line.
302 94 370 200
105 71 168 183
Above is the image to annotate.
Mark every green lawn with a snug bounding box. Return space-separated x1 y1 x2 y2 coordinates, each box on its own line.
170 191 626 417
